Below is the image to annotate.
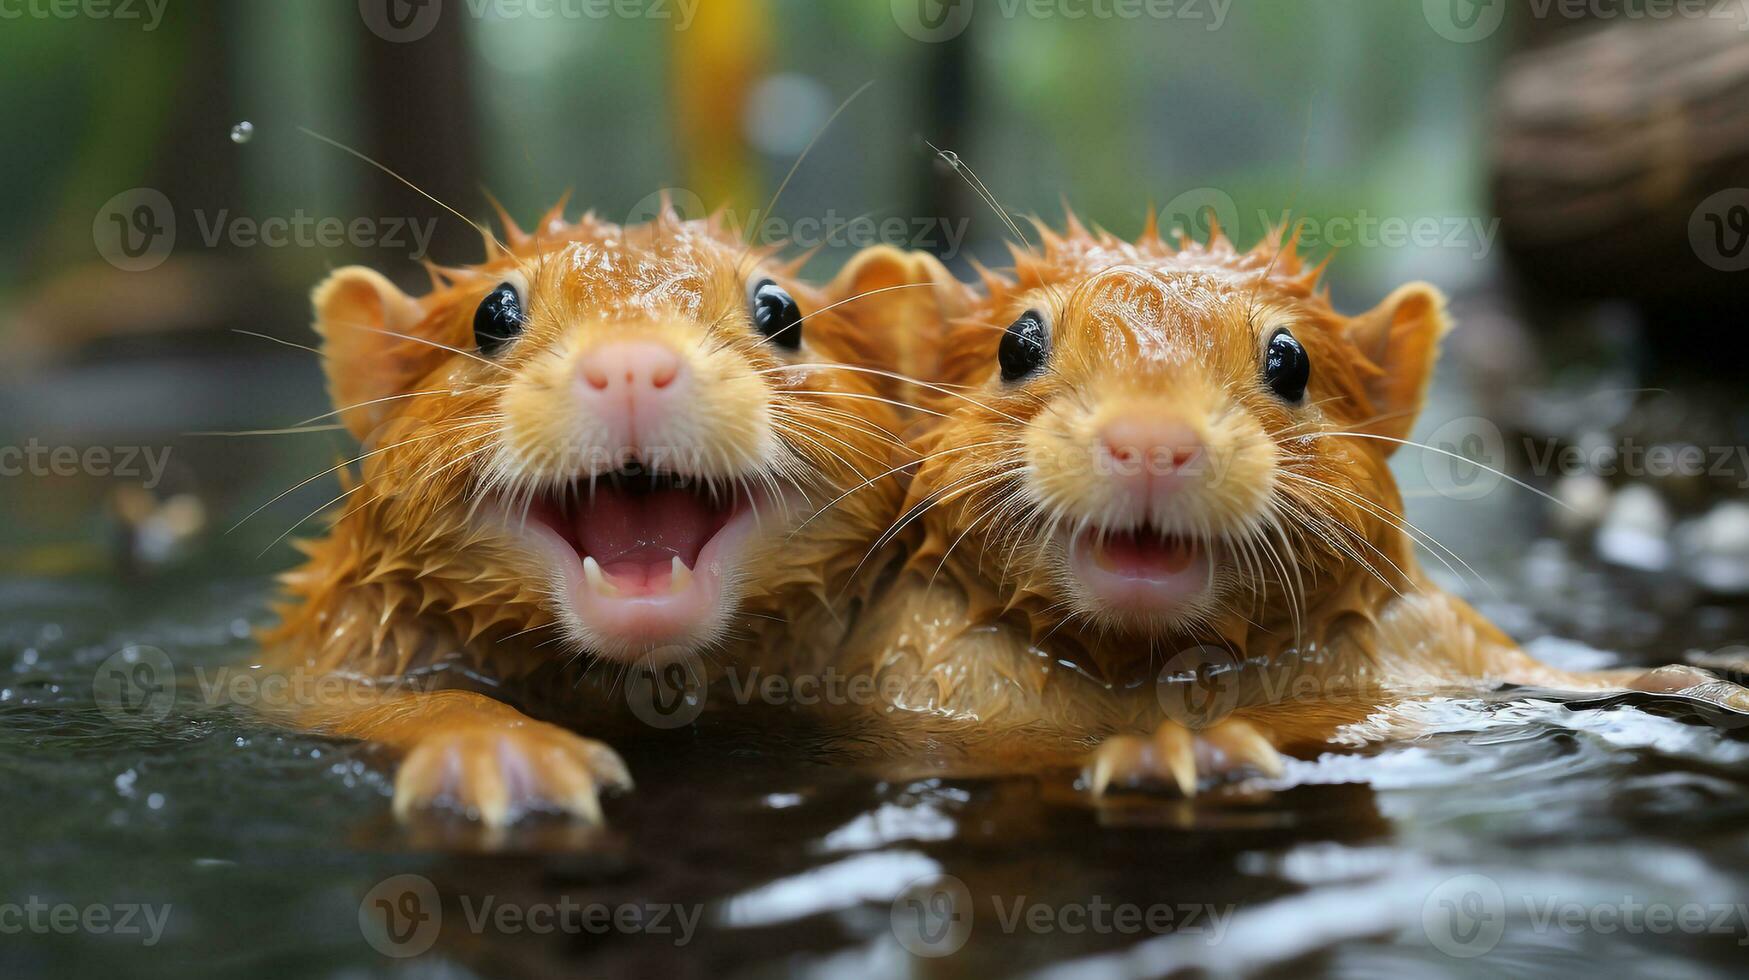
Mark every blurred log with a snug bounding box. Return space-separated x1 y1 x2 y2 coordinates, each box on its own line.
1490 16 1749 303
358 11 481 263
920 28 974 262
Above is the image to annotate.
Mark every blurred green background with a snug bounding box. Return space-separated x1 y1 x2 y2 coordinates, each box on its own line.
3 0 1743 574
6 7 1749 978
0 0 1496 306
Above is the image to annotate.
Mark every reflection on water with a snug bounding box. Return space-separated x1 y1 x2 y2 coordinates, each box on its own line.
3 337 1748 978
1 550 1747 979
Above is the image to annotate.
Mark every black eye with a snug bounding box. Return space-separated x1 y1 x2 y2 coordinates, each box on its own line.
1264 328 1310 402
750 278 802 350
999 309 1049 382
474 280 526 356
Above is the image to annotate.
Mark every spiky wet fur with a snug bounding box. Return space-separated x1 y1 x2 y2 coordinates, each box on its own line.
817 214 1669 772
259 201 907 707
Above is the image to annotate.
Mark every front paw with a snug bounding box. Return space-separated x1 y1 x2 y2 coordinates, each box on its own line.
392 724 632 826
1084 718 1284 798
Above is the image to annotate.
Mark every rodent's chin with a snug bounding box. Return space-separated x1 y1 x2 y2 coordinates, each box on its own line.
482 478 791 663
1060 526 1220 629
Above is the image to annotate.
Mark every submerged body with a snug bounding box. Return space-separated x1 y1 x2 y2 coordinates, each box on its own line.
818 218 1745 792
257 205 917 825
254 205 1740 821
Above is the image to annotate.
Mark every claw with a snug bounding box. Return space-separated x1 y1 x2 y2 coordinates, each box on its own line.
540 747 604 824
1086 728 1198 798
1086 734 1148 797
390 726 628 826
391 746 439 821
1199 720 1284 779
466 743 512 826
1151 722 1198 796
1086 719 1285 800
581 741 634 792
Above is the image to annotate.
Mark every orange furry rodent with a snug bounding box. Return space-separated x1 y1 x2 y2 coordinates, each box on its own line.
255 203 923 826
823 215 1748 795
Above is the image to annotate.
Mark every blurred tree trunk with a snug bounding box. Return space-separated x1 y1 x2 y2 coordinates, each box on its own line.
357 10 482 262
919 28 973 263
1491 14 1749 305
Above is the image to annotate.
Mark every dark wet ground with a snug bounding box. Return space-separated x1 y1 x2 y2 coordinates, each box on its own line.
3 294 1749 979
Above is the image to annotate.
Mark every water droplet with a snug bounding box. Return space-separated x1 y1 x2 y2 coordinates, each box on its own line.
229 121 254 144
938 149 961 170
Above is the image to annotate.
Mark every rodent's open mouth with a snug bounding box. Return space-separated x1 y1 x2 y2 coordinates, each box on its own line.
1065 524 1215 615
496 469 777 659
530 473 739 598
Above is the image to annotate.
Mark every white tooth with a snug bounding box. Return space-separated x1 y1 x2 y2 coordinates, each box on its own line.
583 556 620 597
669 556 693 594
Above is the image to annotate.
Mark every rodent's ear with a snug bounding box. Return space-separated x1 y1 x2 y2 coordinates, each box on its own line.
312 266 432 439
825 246 972 383
1346 282 1450 447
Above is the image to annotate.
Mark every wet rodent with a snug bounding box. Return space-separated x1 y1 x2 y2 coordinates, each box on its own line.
256 201 915 826
829 214 1748 795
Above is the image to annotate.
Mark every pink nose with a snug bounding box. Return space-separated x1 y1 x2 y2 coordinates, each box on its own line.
1098 417 1205 497
576 341 687 440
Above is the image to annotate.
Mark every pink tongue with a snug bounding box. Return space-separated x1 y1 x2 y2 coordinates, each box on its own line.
573 485 726 585
1100 531 1197 578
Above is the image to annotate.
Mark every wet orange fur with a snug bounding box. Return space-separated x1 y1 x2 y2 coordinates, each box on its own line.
820 215 1742 796
254 202 914 825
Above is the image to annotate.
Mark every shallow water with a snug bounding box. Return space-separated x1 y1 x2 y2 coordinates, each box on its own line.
4 350 1749 978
